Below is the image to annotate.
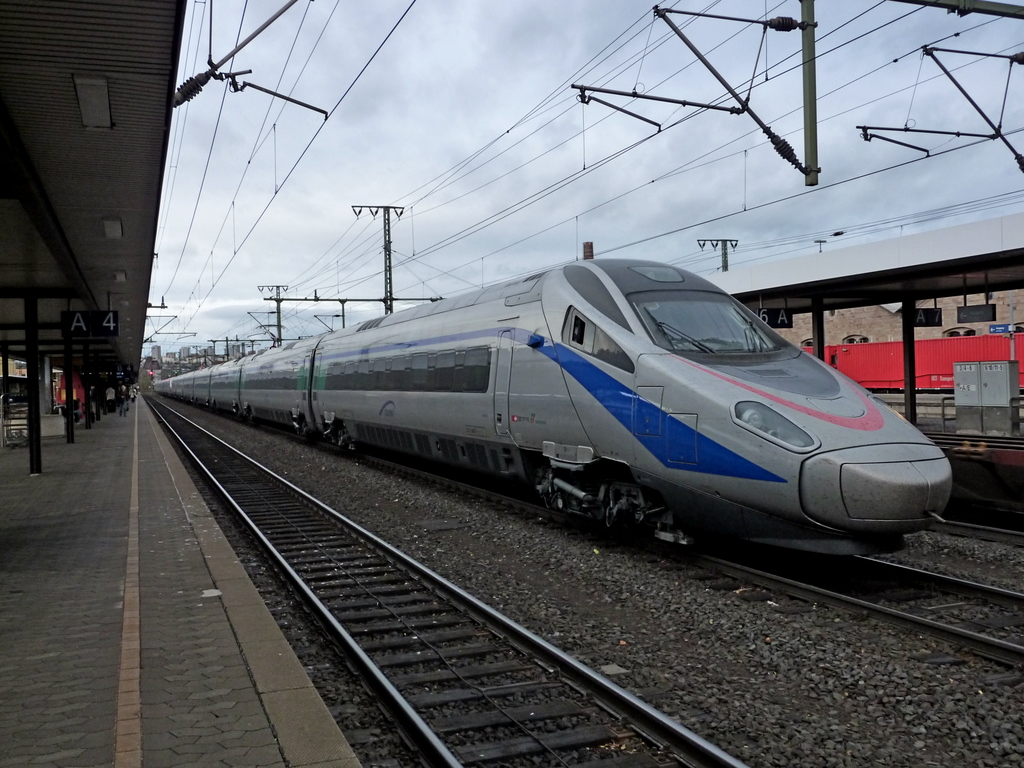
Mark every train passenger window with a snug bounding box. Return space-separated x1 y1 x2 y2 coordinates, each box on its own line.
434 350 455 391
325 362 344 390
411 353 429 390
452 350 466 392
356 359 371 390
372 358 387 390
463 347 490 392
391 356 410 390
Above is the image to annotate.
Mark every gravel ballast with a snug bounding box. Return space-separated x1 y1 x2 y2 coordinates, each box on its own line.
165 401 1024 768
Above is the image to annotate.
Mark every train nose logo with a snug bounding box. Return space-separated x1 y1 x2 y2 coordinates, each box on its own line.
379 400 396 417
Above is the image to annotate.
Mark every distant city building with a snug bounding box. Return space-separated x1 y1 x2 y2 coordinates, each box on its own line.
150 344 161 363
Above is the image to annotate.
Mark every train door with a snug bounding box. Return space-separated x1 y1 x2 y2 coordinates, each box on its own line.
494 330 513 436
299 349 312 418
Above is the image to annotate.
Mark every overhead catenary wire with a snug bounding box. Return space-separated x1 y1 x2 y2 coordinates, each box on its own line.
168 0 805 338
159 2 1024 353
168 1 419 337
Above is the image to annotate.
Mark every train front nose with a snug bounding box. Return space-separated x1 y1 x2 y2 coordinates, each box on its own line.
800 444 951 533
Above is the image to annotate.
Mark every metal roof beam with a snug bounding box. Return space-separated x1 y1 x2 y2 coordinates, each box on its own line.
0 97 98 312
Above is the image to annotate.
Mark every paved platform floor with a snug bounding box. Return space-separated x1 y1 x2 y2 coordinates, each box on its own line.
0 400 360 768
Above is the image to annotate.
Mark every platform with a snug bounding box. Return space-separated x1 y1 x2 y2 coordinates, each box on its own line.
0 400 360 768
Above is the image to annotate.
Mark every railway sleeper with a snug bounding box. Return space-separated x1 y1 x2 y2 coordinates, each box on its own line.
407 680 565 708
374 642 503 668
453 724 625 764
430 700 597 733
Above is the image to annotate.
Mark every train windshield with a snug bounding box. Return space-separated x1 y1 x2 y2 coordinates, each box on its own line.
631 290 785 355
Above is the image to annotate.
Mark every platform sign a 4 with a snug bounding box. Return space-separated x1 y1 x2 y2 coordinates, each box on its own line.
61 310 119 337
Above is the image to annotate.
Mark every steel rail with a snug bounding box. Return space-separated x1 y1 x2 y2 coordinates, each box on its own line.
151 399 751 768
858 556 1024 610
698 554 1024 667
152 403 463 768
930 519 1024 547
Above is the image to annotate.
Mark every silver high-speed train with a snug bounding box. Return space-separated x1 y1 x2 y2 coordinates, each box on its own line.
156 259 951 554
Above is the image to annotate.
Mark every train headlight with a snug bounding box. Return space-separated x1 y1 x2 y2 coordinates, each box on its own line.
734 401 816 450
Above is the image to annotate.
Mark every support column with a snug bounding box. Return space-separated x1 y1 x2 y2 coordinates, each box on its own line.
800 0 819 186
93 347 102 422
63 332 75 443
1 343 8 397
811 297 825 361
82 341 92 428
901 298 918 424
26 297 42 474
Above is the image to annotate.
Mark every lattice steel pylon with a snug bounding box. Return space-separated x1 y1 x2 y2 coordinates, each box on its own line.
352 206 405 314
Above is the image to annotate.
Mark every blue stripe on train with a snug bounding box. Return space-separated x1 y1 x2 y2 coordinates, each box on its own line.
314 326 784 483
539 342 785 483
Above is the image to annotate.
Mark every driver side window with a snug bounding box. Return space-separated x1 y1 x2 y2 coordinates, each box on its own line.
563 308 634 373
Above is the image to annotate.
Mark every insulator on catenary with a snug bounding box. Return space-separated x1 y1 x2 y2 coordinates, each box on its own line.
770 133 800 167
1010 52 1024 65
172 71 212 107
1016 155 1024 174
767 17 800 32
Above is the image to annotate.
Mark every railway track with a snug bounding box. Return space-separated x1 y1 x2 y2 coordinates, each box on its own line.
699 551 1024 668
149 399 750 768
337 434 1024 669
294 421 1024 668
929 518 1024 547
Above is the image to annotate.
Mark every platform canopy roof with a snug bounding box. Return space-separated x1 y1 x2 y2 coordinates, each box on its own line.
0 0 186 373
708 211 1024 313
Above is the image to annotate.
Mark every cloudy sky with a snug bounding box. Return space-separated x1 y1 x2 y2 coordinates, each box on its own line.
149 0 1024 356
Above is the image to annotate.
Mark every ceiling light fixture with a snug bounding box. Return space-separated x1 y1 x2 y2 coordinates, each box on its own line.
103 217 123 238
114 271 127 282
73 75 112 129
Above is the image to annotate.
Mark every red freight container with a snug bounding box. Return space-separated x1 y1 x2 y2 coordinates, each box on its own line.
804 335 1023 390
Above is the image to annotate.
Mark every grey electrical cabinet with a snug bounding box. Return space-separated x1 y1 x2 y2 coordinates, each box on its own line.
953 362 982 433
954 361 1019 436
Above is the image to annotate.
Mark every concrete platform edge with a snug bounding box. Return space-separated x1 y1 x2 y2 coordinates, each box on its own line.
143 404 361 768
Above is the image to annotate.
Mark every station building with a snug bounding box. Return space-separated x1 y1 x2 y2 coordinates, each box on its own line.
776 291 1023 347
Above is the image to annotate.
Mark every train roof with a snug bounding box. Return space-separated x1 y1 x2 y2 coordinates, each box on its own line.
341 259 720 335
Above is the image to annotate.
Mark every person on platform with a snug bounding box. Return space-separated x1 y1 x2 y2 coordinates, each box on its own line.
117 383 128 417
105 384 115 414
